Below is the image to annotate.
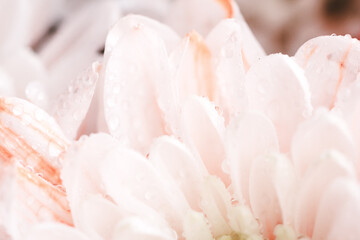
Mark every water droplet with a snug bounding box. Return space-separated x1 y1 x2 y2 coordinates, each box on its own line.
108 116 119 131
344 34 352 39
12 105 23 116
106 97 116 108
35 109 44 121
48 141 61 157
221 161 230 174
331 33 337 37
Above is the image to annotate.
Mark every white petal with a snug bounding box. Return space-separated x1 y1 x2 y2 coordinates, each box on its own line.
111 217 176 240
181 96 229 185
51 62 100 139
245 54 312 152
294 150 356 237
149 136 207 211
294 35 360 109
225 112 279 204
313 178 360 240
26 223 88 240
200 176 232 237
249 153 293 239
0 68 15 97
103 16 169 154
0 97 69 185
291 109 357 176
100 148 189 234
183 211 214 240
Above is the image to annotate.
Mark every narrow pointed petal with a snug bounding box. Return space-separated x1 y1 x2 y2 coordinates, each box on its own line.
200 176 232 237
181 96 229 185
313 178 360 240
103 17 169 154
26 223 88 240
183 211 214 240
149 136 207 211
51 62 100 139
225 112 279 204
294 35 360 109
0 97 69 185
245 54 312 152
111 217 176 240
39 1 120 100
291 109 357 176
294 151 356 238
61 133 121 227
249 153 293 239
166 0 241 36
100 148 190 234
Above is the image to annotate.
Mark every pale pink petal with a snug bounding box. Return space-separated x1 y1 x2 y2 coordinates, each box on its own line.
51 62 100 139
227 205 261 237
0 158 14 235
61 133 121 227
294 35 360 109
0 97 69 185
294 151 356 238
164 31 215 134
76 195 128 240
103 17 169 154
313 178 360 240
291 109 357 176
26 223 88 240
225 112 279 205
111 217 176 240
200 176 233 237
245 54 312 152
100 148 190 234
334 76 360 167
39 1 120 100
181 96 229 185
105 14 180 55
249 153 293 239
206 18 265 71
9 165 72 239
166 0 241 36
149 136 208 211
1 48 48 107
118 0 171 21
183 211 214 240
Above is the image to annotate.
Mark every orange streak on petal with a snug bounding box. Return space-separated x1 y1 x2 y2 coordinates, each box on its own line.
303 45 318 68
330 44 353 109
215 0 233 18
241 48 250 71
188 31 216 101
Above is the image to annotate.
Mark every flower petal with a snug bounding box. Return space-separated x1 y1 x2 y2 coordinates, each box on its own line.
183 211 214 240
25 223 88 240
294 35 360 109
103 16 169 154
291 109 357 176
51 62 100 139
0 97 69 185
245 54 312 152
313 178 360 240
100 148 190 234
181 96 229 185
225 112 279 204
149 136 207 211
294 150 356 238
111 217 176 240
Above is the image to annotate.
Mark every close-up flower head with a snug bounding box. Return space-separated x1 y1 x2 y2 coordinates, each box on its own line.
0 0 360 239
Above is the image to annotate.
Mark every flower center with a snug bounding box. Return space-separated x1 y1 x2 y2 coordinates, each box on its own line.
216 232 251 240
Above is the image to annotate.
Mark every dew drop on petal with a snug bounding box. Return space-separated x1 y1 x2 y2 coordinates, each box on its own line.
108 116 119 131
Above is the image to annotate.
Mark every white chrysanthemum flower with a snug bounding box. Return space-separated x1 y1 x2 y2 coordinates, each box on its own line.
1 1 360 240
